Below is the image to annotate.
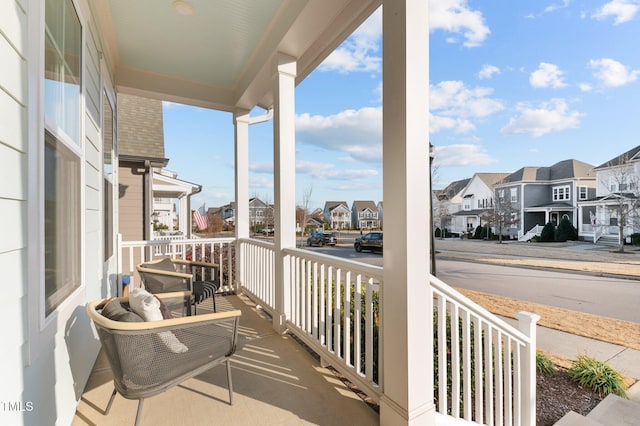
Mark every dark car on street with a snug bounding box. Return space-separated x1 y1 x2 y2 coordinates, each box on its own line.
354 231 383 252
306 232 337 247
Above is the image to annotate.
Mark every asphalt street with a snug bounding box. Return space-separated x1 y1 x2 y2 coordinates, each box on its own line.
303 244 640 323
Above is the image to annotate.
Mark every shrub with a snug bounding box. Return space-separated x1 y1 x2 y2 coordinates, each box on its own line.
473 225 483 239
569 355 627 398
555 217 577 242
435 227 442 238
539 222 556 242
631 233 640 246
536 352 557 375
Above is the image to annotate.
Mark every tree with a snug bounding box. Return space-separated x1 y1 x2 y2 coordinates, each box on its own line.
555 216 577 242
485 185 519 243
540 222 556 242
298 185 313 237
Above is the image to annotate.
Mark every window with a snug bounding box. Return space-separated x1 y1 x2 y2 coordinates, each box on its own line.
553 185 570 201
44 0 82 316
498 189 504 201
44 0 82 144
103 91 114 261
579 186 588 200
510 188 517 203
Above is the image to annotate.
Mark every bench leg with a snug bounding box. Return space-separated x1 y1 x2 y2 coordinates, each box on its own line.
105 387 117 414
134 399 145 426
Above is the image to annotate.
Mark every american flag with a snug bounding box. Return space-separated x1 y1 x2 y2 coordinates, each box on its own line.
192 204 209 231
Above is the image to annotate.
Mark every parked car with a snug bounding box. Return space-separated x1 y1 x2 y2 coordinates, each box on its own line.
354 231 383 252
257 227 274 235
306 232 337 247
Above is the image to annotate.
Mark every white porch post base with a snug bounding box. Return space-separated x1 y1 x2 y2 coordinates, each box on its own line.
273 313 288 334
380 396 435 425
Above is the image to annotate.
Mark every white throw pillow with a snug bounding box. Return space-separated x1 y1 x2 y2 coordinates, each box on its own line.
129 288 188 353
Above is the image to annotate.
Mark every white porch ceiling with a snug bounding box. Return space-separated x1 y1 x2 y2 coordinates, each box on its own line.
94 0 380 111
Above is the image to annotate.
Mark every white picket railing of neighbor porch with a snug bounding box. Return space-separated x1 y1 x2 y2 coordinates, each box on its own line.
118 236 236 293
119 236 539 425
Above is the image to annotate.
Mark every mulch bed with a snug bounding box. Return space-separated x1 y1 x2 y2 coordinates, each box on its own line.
537 367 604 425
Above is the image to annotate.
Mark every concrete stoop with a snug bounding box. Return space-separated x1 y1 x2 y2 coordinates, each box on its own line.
554 394 640 425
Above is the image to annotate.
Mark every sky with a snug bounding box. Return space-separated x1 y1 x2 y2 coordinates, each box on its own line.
163 0 640 212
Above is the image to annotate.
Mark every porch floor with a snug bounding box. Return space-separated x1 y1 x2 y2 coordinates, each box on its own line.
73 293 379 425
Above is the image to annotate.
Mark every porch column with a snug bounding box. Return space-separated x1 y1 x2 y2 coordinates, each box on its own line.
186 195 193 238
178 194 189 237
234 109 251 291
380 1 435 425
272 53 297 332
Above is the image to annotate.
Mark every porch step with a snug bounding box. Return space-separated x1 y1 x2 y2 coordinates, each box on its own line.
596 234 619 246
554 395 640 426
587 394 640 425
554 411 601 426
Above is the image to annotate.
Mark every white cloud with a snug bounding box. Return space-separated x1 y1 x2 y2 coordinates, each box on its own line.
544 0 571 13
500 99 582 137
579 83 593 92
589 58 640 87
432 144 497 167
478 64 500 80
430 0 490 47
430 81 504 134
296 107 382 163
592 0 639 25
249 175 273 190
320 1 489 74
296 160 378 181
249 162 273 173
319 9 382 74
529 63 567 88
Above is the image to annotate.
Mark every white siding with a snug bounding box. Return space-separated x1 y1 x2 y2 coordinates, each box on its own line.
0 0 29 423
1 1 109 424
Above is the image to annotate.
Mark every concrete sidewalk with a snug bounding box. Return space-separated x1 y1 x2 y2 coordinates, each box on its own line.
500 316 640 385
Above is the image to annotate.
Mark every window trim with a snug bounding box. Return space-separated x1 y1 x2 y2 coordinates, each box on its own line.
552 185 570 202
28 0 87 364
579 186 588 200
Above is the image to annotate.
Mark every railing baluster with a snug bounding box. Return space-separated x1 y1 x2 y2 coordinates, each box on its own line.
334 268 341 359
354 274 362 375
327 266 333 353
461 310 471 421
495 330 504 426
485 325 494 425
320 263 326 347
365 278 374 383
312 261 318 340
505 336 513 426
474 316 484 424
451 303 460 418
437 293 447 414
344 271 352 367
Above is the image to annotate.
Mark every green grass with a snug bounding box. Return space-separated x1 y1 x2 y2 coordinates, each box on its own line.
569 355 628 398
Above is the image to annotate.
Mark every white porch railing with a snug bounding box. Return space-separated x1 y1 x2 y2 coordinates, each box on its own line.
238 238 276 317
283 247 383 401
118 236 236 293
117 236 538 425
518 224 544 242
432 275 538 426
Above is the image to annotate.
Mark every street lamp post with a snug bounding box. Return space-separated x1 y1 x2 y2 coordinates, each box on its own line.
429 142 436 276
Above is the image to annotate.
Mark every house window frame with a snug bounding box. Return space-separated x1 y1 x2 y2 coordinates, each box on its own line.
553 185 570 201
578 186 588 200
510 188 517 203
28 0 87 363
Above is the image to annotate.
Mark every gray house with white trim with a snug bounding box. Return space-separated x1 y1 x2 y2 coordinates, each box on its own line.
494 159 596 240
